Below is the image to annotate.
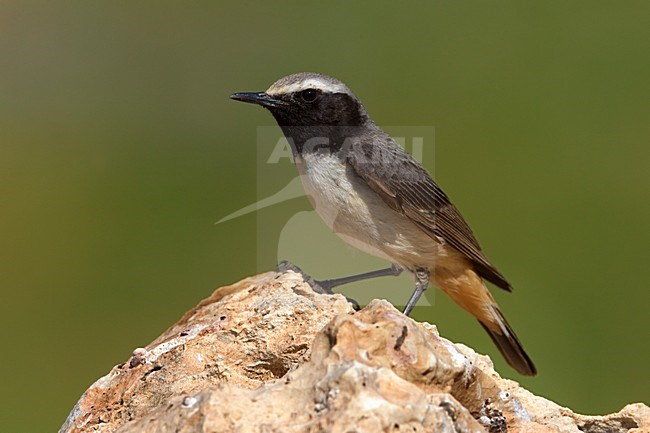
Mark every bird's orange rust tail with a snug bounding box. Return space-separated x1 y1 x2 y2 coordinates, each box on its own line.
435 266 537 376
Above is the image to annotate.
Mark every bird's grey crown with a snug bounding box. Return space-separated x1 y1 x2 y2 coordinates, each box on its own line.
266 72 355 97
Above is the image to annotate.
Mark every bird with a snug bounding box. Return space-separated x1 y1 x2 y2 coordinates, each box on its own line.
230 72 537 376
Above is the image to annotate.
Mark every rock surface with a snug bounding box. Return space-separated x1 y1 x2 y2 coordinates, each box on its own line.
60 267 649 433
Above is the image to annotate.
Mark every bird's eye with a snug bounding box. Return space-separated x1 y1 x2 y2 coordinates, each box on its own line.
299 89 320 103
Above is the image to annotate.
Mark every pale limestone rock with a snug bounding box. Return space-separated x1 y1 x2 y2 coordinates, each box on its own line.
60 267 649 433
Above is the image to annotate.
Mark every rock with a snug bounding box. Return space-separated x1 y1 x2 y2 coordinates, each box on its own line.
59 266 649 433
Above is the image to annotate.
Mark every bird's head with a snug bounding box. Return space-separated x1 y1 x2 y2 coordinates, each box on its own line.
230 72 369 127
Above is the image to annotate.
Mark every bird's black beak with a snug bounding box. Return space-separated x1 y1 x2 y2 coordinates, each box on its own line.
230 92 286 109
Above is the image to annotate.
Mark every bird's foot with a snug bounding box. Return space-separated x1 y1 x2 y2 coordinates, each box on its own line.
276 260 361 310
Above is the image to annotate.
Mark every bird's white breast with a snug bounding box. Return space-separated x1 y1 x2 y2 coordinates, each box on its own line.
295 152 444 269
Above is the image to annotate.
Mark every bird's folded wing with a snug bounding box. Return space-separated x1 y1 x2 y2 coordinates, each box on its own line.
346 139 513 292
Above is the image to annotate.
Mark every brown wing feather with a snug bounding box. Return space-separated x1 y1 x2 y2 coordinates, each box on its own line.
347 135 513 292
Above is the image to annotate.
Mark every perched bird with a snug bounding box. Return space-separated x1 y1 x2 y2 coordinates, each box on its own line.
230 72 536 375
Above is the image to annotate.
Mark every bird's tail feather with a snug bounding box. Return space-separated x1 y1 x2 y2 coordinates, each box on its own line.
479 308 537 376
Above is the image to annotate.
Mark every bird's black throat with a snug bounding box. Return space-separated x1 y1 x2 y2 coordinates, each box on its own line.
274 124 375 157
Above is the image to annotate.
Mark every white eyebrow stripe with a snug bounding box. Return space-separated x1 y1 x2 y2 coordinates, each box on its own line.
266 78 348 96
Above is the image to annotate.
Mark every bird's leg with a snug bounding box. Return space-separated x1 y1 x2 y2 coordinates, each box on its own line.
315 264 403 292
276 261 403 311
402 268 430 316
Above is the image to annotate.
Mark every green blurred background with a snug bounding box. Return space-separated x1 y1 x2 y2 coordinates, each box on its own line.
1 2 648 431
